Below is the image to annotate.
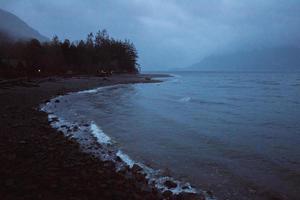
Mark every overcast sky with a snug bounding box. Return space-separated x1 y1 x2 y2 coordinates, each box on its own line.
1 0 300 70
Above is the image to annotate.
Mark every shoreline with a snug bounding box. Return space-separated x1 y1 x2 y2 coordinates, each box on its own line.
0 74 205 200
41 83 202 197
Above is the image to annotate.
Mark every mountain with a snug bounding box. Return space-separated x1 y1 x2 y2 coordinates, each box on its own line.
0 8 48 42
189 46 300 71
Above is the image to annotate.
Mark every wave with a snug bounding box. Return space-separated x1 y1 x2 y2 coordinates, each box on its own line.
169 73 182 79
170 78 180 83
77 84 122 94
179 96 191 102
90 121 112 144
167 74 182 84
290 83 300 87
116 150 197 195
194 99 233 107
116 150 135 167
254 80 281 86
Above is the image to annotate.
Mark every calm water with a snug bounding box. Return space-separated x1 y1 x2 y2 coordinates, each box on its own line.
49 72 300 199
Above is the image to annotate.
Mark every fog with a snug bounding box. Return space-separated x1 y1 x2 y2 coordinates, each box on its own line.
1 0 300 70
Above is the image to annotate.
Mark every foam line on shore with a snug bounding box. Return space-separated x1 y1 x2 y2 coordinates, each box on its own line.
116 150 135 168
90 121 112 144
40 84 212 199
77 84 122 94
77 88 101 94
116 150 198 195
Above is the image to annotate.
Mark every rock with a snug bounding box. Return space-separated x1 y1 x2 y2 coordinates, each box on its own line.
132 164 143 173
134 172 146 182
50 117 59 123
116 156 122 162
205 190 215 199
72 126 79 131
248 188 256 193
57 131 64 135
103 161 116 169
206 190 213 196
164 180 177 189
163 190 173 198
140 184 153 193
176 192 206 200
182 185 190 190
119 166 130 174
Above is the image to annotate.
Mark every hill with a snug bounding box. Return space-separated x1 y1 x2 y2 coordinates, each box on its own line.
189 46 300 71
0 8 48 42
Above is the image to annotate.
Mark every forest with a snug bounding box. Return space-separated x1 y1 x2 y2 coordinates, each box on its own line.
0 30 139 78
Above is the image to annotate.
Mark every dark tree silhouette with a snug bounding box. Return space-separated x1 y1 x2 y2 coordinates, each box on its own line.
0 30 139 78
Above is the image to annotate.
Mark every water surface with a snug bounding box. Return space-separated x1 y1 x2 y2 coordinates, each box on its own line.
47 72 300 200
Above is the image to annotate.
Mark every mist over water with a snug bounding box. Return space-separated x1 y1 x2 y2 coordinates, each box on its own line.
47 72 300 200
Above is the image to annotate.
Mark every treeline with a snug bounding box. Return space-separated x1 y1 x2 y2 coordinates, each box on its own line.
0 30 139 78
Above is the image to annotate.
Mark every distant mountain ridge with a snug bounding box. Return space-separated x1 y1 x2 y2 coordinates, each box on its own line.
0 8 48 42
189 46 300 71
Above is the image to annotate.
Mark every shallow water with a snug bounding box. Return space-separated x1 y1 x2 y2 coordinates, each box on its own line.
44 72 300 200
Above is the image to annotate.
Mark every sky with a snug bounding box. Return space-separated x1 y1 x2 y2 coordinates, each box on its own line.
1 0 300 70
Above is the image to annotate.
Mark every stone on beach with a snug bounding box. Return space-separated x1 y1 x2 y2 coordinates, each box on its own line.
164 180 178 189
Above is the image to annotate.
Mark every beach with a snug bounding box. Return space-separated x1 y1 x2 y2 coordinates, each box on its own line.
0 74 203 200
39 71 299 200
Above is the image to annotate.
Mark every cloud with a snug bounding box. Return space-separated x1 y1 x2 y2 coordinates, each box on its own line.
1 0 300 69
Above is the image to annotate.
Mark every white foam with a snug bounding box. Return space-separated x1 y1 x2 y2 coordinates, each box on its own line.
116 150 135 168
169 73 182 78
154 177 197 194
77 84 122 94
48 114 57 121
77 88 100 94
170 78 180 83
90 121 112 144
115 150 198 195
47 114 75 133
179 97 191 102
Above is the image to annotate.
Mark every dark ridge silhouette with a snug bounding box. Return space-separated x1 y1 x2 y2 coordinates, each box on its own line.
0 8 48 42
189 47 300 71
0 30 139 78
